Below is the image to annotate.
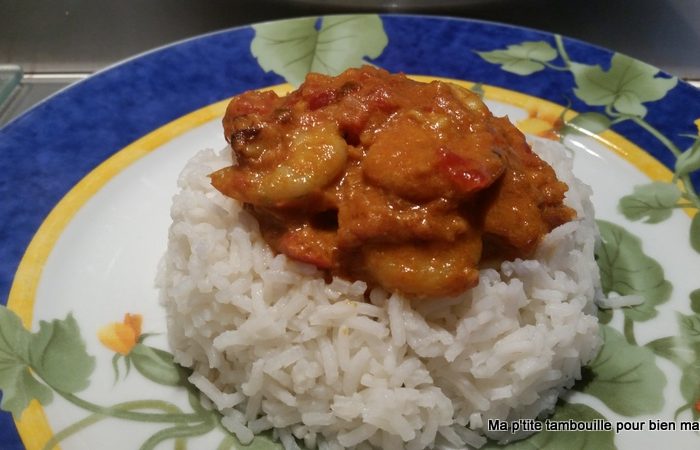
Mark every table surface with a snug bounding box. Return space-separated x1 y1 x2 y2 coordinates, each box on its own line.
1 0 699 124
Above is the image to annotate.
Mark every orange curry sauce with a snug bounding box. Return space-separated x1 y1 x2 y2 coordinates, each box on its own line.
211 67 574 298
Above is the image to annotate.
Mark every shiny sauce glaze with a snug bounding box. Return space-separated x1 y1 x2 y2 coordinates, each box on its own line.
211 67 574 298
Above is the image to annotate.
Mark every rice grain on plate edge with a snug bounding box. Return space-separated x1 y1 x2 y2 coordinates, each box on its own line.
156 133 601 449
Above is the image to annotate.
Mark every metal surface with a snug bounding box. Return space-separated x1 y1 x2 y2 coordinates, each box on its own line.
0 74 88 126
0 65 22 106
1 0 699 124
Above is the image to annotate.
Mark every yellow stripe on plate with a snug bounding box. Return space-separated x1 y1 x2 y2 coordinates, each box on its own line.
6 79 675 449
7 98 232 450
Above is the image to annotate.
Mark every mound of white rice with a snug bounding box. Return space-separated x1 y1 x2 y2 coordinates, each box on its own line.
157 136 602 450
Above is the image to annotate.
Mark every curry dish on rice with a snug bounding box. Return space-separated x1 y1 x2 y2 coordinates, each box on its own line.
210 67 574 298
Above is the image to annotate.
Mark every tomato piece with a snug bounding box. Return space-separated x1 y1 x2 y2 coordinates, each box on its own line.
436 148 502 194
308 89 338 110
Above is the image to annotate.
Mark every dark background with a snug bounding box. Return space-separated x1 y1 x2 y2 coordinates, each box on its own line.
1 0 698 74
1 0 699 122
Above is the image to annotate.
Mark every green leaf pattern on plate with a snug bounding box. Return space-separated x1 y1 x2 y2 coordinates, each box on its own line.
0 306 47 416
691 289 700 314
475 41 558 75
28 314 95 394
691 214 700 253
679 360 700 421
596 220 672 322
577 326 666 416
678 312 700 344
130 343 186 386
251 15 388 87
647 312 700 421
618 182 682 224
570 54 677 117
675 139 700 178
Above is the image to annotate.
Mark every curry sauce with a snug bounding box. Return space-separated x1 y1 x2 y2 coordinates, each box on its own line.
211 67 574 298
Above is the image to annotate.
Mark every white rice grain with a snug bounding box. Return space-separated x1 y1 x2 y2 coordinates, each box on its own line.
159 137 602 450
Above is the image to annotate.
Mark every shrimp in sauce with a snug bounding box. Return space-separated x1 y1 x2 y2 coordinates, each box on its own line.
211 67 574 298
